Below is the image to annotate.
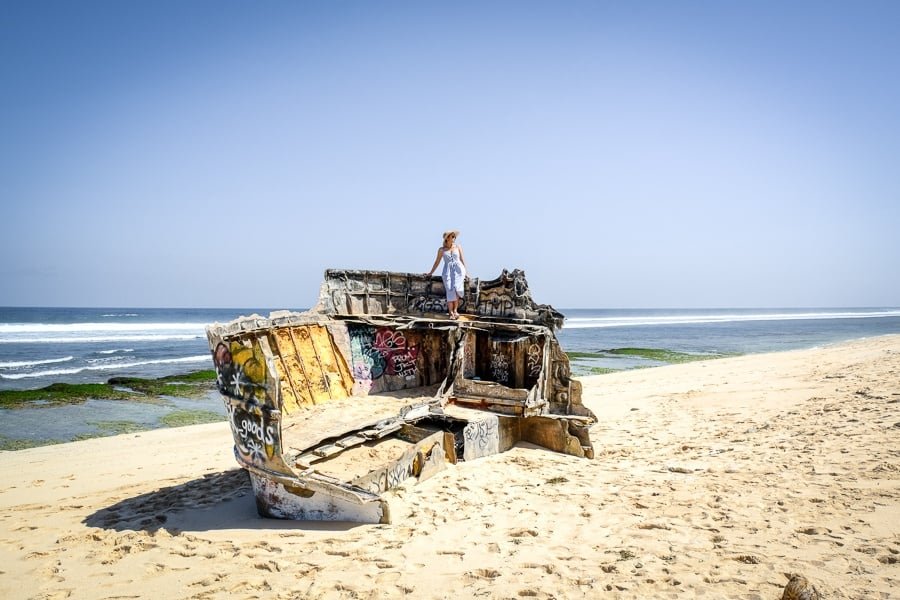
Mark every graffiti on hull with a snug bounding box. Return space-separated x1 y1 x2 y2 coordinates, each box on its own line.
348 325 419 387
213 340 270 402
226 402 279 465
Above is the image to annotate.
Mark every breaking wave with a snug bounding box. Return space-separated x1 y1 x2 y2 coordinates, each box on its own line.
563 309 900 329
0 355 211 380
0 322 204 334
0 334 202 344
0 322 207 344
0 356 75 369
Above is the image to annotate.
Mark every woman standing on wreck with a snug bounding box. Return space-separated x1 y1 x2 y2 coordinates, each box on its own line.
425 230 468 319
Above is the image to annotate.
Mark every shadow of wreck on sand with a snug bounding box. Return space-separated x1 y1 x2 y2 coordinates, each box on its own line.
83 469 361 533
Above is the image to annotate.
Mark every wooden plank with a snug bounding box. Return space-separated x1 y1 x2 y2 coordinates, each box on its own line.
312 444 343 458
335 435 367 449
512 340 525 389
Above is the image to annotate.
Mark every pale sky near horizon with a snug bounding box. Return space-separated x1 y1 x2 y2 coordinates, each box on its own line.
2 1 899 309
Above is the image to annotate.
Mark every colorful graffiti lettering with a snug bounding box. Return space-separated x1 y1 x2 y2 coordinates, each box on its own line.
348 325 419 382
213 340 269 401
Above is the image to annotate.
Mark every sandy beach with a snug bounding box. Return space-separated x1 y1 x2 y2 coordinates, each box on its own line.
1 335 898 599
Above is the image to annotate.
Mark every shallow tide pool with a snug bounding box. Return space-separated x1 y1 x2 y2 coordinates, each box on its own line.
0 390 227 445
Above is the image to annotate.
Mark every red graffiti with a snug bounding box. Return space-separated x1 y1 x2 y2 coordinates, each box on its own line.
373 328 418 377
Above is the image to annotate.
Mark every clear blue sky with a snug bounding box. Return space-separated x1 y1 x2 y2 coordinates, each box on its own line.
2 1 898 309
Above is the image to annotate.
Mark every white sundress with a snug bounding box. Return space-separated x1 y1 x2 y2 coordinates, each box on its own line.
441 247 466 301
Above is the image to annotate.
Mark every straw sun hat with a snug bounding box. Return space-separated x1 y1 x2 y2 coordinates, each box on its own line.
442 230 460 240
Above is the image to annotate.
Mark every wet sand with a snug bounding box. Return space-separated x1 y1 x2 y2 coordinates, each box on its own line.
1 335 898 599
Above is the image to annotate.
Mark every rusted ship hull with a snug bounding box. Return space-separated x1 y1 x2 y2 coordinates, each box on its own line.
206 269 595 523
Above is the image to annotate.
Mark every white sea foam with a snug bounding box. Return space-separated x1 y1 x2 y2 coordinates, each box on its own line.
101 313 140 317
86 356 124 364
563 309 900 329
0 355 211 380
0 322 207 344
97 348 134 354
0 356 75 369
0 334 202 344
0 322 204 334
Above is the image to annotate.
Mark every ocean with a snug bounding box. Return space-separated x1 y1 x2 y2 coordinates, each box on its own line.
0 307 282 391
558 307 900 372
2 306 899 447
2 306 900 390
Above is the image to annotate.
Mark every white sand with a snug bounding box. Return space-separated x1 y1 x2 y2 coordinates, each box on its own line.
1 335 898 599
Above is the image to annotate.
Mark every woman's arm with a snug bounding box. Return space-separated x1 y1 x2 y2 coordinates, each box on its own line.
458 245 468 270
425 248 442 276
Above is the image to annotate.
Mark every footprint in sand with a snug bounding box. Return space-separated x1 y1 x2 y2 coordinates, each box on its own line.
252 560 282 572
508 528 539 538
466 568 501 581
374 571 402 586
796 526 831 535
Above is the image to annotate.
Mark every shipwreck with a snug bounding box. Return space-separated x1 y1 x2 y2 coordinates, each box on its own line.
206 269 596 524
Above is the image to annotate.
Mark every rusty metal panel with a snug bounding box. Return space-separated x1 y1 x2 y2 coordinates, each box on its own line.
253 333 300 413
290 326 333 404
462 330 476 378
223 395 292 475
306 324 353 400
271 328 317 408
389 274 409 292
264 324 355 405
249 473 388 524
524 338 543 389
210 337 273 403
350 431 447 494
269 350 301 413
519 416 590 458
348 295 366 314
368 295 390 314
347 324 427 394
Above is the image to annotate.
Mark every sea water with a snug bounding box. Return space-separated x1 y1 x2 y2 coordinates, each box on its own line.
2 306 900 390
557 307 900 372
0 307 285 391
2 306 899 446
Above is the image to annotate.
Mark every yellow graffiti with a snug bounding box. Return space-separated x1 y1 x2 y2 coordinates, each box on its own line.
230 341 268 400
